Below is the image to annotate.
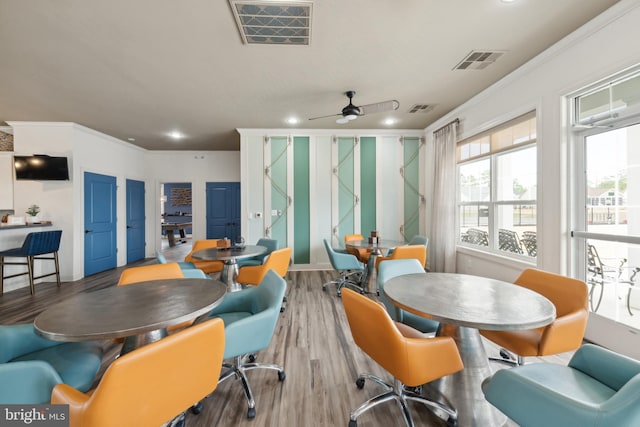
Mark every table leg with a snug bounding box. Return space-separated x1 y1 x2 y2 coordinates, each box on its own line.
179 228 186 238
424 324 507 427
166 230 176 247
221 259 242 292
121 328 168 356
364 248 383 294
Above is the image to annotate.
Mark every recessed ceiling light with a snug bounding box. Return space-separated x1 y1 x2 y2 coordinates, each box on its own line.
501 0 517 3
286 117 299 125
383 118 397 126
127 137 136 142
168 131 184 140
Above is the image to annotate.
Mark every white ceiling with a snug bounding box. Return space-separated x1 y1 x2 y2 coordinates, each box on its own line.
0 0 620 151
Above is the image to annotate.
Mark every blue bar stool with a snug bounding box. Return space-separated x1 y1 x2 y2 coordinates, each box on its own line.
0 230 62 296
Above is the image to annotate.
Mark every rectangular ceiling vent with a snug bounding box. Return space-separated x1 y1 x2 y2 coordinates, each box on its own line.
453 50 505 70
408 104 436 114
229 0 313 46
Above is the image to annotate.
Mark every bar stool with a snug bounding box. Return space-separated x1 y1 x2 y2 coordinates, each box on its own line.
0 230 62 296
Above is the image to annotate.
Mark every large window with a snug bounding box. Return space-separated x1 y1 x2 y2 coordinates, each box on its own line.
458 112 537 258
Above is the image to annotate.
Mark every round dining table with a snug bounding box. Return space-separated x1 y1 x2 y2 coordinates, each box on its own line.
192 244 267 292
345 238 406 294
384 272 556 427
34 278 227 355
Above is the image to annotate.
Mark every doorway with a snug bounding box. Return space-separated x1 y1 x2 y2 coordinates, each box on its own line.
161 183 192 249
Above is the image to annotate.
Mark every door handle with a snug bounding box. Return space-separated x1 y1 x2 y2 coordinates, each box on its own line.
126 225 132 229
85 229 92 234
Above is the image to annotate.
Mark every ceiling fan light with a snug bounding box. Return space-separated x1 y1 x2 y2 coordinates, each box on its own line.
345 114 358 121
336 117 349 124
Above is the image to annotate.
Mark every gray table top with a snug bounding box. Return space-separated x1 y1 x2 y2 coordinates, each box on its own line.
34 278 226 342
192 244 267 262
345 239 406 250
384 272 556 331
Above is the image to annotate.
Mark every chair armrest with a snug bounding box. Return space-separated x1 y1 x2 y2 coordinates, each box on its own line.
51 383 90 420
332 251 364 270
539 309 588 355
569 344 640 391
405 336 463 384
0 324 61 362
218 307 279 355
208 287 256 316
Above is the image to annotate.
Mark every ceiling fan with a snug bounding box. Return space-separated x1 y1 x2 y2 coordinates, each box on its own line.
309 91 400 124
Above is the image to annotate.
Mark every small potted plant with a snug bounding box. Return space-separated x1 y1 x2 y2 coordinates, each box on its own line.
25 204 40 223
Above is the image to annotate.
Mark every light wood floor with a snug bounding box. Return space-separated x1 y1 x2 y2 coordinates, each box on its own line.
0 238 571 427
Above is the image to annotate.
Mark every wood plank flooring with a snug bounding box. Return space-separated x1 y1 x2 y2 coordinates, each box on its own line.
0 238 571 426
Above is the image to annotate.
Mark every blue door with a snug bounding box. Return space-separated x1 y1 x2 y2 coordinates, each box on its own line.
126 179 145 263
84 172 117 275
206 182 240 242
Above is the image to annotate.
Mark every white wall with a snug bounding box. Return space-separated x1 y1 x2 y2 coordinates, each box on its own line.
6 122 240 289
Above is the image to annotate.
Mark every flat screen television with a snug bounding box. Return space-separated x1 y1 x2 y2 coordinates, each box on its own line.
14 155 70 181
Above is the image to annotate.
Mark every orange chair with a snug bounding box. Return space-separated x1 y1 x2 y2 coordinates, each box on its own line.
236 247 292 286
184 240 224 274
51 318 225 427
344 234 371 263
117 263 189 333
375 244 426 270
341 288 463 426
480 268 589 365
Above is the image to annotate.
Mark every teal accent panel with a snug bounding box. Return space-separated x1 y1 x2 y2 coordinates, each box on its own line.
338 137 355 238
270 137 288 246
360 137 376 235
403 137 420 242
293 136 310 263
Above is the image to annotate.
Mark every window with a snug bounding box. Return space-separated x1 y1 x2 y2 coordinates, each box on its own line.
458 112 537 258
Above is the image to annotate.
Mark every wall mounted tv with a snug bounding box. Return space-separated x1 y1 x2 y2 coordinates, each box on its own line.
14 155 70 181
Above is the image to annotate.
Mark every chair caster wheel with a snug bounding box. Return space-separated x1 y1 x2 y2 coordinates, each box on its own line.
190 401 203 414
349 419 358 427
247 407 256 419
278 371 286 381
248 354 257 363
446 416 458 427
355 378 365 389
376 291 380 296
499 348 513 360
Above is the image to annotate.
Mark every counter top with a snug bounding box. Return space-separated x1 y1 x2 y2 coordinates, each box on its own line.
0 221 53 231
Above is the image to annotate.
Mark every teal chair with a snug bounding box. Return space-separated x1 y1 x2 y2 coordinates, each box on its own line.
482 344 640 427
377 259 439 334
237 238 280 267
322 239 366 296
0 323 103 393
208 269 287 419
0 361 62 403
156 251 200 272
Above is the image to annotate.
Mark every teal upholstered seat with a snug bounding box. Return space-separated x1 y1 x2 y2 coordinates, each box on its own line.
482 344 640 427
322 239 365 296
0 360 62 404
0 323 103 393
377 259 439 334
208 269 287 419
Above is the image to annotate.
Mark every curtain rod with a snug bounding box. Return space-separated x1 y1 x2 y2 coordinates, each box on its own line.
433 118 459 135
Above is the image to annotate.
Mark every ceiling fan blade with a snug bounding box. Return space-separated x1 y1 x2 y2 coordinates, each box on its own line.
358 100 400 116
308 112 341 121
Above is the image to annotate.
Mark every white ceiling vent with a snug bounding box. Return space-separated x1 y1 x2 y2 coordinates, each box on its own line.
229 1 313 45
408 104 436 114
453 50 505 70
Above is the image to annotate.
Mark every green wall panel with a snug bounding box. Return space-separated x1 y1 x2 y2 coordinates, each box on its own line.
360 137 376 235
293 136 310 263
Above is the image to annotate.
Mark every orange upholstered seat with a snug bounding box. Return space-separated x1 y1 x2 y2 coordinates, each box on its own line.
51 318 225 427
344 234 371 263
236 247 292 286
341 288 463 426
184 240 224 274
375 244 426 270
480 268 589 365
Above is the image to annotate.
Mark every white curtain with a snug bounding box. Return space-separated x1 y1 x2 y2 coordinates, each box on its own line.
430 122 458 273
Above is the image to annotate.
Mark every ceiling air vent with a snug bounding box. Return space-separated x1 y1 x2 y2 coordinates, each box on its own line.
408 104 436 114
229 0 313 45
453 50 505 70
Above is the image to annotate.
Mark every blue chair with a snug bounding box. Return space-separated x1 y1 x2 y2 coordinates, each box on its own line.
322 239 366 296
156 251 201 272
0 361 62 404
377 259 439 334
208 269 287 419
237 238 280 267
482 344 640 427
0 323 103 393
0 230 62 295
